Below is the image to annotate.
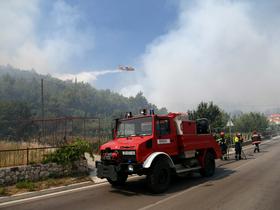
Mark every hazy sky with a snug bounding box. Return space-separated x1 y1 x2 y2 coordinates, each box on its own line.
1 0 280 112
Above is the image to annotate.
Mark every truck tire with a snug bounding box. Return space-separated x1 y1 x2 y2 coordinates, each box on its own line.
200 152 215 177
107 173 128 186
146 160 171 193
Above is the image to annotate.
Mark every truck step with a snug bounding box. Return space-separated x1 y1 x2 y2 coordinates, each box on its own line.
175 165 201 174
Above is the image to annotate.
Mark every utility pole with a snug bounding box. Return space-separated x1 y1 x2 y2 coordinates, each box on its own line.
41 79 45 142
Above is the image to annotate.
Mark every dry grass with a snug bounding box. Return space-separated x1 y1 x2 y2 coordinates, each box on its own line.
0 141 55 168
0 138 98 167
0 176 91 197
0 140 43 150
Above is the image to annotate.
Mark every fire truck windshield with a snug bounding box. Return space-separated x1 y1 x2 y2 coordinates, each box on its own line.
117 116 152 137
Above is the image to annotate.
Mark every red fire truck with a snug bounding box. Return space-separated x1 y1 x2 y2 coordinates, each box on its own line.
96 110 222 193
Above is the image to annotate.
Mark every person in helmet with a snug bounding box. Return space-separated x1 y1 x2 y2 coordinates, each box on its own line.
251 130 261 153
218 132 228 160
234 133 243 160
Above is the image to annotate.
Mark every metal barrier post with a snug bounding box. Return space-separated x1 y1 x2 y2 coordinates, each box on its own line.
26 148 29 165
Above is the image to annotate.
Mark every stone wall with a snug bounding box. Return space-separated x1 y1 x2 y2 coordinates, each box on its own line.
0 159 89 186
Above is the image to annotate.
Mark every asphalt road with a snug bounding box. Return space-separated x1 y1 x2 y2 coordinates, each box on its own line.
1 137 280 210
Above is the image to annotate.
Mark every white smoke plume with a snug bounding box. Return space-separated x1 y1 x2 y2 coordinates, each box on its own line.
136 0 280 112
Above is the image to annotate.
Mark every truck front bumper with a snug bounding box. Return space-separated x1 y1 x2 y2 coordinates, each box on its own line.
96 161 143 181
96 161 120 181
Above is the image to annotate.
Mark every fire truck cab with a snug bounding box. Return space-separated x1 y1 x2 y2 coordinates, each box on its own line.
96 110 222 193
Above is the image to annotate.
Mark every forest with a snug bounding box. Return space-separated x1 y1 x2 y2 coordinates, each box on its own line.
0 65 275 142
0 65 167 141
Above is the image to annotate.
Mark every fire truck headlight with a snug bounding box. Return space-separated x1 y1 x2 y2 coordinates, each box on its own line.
128 164 134 172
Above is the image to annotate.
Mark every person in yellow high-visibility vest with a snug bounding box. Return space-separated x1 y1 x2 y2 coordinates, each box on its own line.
234 133 243 160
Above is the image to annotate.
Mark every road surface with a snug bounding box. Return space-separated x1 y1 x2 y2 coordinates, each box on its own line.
1 137 280 210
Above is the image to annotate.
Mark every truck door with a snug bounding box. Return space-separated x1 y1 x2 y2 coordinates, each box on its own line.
155 118 178 156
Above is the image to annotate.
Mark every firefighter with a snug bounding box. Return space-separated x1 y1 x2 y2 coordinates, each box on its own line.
218 132 228 160
252 131 261 153
234 133 243 160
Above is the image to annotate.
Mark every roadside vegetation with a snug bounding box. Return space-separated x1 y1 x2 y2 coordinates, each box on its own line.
43 139 94 165
188 101 229 130
0 140 43 150
0 186 7 196
0 140 54 167
232 112 269 133
16 181 36 191
188 101 276 136
0 176 90 197
0 139 93 168
0 139 93 196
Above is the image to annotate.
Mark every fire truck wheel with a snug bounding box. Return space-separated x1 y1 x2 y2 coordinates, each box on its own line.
146 160 171 193
200 152 215 177
107 173 128 186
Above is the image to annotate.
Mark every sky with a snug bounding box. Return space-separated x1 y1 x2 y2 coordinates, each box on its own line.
1 0 280 112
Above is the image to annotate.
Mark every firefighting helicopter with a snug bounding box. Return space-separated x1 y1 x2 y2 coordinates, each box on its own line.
118 65 135 71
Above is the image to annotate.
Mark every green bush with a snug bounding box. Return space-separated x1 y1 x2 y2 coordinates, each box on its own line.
0 187 7 196
43 139 93 165
16 180 35 191
92 142 100 154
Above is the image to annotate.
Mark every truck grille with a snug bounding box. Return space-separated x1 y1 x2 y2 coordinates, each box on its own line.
101 150 136 163
121 154 136 163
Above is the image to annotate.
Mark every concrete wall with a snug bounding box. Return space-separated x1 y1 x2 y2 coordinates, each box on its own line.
0 159 89 186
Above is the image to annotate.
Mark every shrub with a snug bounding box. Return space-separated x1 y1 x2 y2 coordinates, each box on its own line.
92 142 100 154
43 139 93 165
0 187 7 196
16 180 35 191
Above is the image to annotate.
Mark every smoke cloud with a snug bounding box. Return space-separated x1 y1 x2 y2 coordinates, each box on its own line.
136 0 280 112
0 0 93 74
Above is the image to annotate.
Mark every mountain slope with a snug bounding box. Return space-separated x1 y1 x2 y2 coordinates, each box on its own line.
0 65 167 119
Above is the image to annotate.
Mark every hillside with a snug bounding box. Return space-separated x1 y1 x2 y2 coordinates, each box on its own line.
0 65 167 120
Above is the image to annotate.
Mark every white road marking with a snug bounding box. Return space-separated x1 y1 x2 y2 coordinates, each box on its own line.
1 137 279 208
0 176 141 207
0 182 108 207
138 183 205 210
137 149 265 210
